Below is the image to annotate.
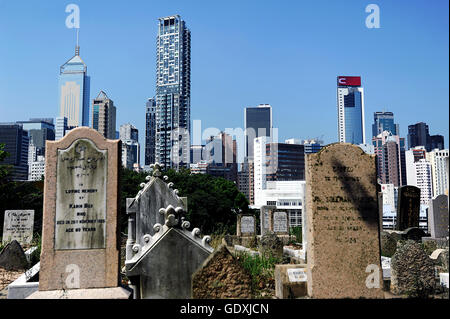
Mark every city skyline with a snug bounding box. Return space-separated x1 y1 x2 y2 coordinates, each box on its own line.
0 0 448 166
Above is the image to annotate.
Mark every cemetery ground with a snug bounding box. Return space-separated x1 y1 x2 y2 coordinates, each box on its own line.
0 140 449 300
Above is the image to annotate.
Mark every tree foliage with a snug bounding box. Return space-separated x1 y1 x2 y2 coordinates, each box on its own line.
164 168 251 234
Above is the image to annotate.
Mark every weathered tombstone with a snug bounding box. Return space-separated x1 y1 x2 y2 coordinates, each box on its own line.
0 240 28 271
380 231 398 257
396 186 420 231
192 244 252 299
259 231 283 259
28 127 130 298
125 164 213 299
390 240 435 297
237 215 256 237
305 143 383 298
2 210 34 245
271 211 289 235
260 205 276 236
429 195 449 239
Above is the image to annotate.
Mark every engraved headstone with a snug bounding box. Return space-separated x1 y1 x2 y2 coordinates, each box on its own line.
37 127 122 292
272 211 289 234
2 210 34 245
260 205 276 236
239 215 255 236
396 186 420 231
305 143 383 298
429 195 449 239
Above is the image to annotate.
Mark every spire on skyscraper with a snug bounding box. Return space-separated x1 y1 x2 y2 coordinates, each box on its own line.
75 28 80 56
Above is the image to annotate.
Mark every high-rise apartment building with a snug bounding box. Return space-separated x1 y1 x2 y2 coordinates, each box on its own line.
155 15 191 169
91 91 116 139
337 76 365 144
145 98 157 166
59 45 90 128
120 123 140 170
372 131 407 186
426 149 449 197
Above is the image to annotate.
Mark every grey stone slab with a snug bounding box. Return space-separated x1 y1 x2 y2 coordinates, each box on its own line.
429 195 449 239
0 240 28 271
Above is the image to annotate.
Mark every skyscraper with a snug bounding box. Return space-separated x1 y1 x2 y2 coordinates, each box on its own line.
372 111 399 138
155 15 191 169
373 131 407 186
407 122 429 150
145 98 157 166
244 104 272 160
0 123 29 181
91 91 116 139
59 44 90 128
337 76 365 144
120 123 140 170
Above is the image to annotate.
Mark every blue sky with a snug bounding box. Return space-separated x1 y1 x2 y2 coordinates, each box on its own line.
0 0 448 163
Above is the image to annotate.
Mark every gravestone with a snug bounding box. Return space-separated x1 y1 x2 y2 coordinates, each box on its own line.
271 211 289 235
260 205 276 236
0 240 28 271
429 195 449 239
396 186 420 231
390 240 435 297
237 215 255 236
125 164 213 299
29 127 129 298
305 143 383 298
2 210 34 245
259 231 283 259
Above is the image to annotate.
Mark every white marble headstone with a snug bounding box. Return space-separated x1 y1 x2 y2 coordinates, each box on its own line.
2 210 35 245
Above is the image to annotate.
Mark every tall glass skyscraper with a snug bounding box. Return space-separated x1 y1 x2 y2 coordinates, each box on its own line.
155 15 191 169
372 111 399 138
337 76 365 145
59 45 90 128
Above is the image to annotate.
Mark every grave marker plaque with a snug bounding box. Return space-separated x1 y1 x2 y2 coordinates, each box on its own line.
305 143 383 299
2 210 34 245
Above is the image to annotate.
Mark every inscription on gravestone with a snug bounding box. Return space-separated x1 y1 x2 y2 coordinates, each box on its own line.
287 268 307 283
55 139 107 250
306 143 383 299
2 210 34 245
273 211 288 233
240 216 255 234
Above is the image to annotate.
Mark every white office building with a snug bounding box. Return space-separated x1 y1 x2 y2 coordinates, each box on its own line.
426 148 449 197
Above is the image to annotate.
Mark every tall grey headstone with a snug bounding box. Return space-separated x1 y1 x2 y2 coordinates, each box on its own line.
429 195 449 238
2 210 34 245
272 211 288 234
